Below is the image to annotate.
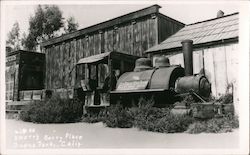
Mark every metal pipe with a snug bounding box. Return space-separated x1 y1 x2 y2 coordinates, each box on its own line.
181 40 193 76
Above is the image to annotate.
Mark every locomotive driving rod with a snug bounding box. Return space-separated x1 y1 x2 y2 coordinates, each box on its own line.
190 90 206 103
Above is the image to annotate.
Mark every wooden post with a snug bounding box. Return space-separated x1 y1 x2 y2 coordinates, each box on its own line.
121 60 125 74
88 64 91 80
13 71 16 101
108 55 113 91
96 64 99 87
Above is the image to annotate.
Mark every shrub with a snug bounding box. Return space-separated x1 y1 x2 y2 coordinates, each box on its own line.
158 114 195 133
20 93 83 123
181 95 197 106
103 104 133 128
186 115 239 134
217 93 233 104
133 106 168 131
133 107 195 133
82 114 103 123
186 122 207 134
81 108 106 123
132 98 195 133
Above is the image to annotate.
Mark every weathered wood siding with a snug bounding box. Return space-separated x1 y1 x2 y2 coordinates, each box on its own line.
44 15 161 90
158 14 185 43
152 43 239 100
5 51 45 101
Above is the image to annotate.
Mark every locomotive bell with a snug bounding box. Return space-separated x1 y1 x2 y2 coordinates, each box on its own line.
134 58 152 72
155 57 170 68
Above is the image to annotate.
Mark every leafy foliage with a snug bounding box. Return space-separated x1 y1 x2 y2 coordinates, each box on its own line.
24 5 64 50
103 104 134 128
7 5 79 51
99 98 195 133
6 22 21 51
20 93 83 123
186 115 239 134
64 16 79 33
217 93 233 104
132 102 194 133
81 108 106 123
81 97 238 134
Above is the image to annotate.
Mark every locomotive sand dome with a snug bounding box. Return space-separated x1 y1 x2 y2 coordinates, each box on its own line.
134 58 152 72
111 39 211 106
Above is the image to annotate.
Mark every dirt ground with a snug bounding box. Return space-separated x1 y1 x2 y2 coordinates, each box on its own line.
5 119 239 149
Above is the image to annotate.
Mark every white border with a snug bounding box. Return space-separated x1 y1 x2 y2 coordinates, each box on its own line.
1 1 249 155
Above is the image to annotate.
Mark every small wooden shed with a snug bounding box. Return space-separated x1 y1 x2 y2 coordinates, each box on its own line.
5 50 45 101
40 5 185 95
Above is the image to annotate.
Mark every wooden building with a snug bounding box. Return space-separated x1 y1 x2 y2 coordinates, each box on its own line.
145 12 239 113
40 5 185 95
5 50 45 101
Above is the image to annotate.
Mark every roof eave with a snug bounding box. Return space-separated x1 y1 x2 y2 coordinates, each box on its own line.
145 37 239 55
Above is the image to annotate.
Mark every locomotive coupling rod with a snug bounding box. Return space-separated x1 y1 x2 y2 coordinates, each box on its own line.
190 90 206 103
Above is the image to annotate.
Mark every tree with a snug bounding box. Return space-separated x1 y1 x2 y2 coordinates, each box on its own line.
6 22 21 51
64 16 79 33
24 5 64 50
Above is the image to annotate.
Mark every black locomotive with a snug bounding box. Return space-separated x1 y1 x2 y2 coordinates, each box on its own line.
110 40 211 107
76 40 211 110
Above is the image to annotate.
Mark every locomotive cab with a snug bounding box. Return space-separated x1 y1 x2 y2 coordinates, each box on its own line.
75 51 139 110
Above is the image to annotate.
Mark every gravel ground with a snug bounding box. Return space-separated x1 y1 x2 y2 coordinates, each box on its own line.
5 119 239 149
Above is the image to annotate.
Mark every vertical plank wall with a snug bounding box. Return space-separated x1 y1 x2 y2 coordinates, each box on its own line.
158 14 185 43
43 16 159 93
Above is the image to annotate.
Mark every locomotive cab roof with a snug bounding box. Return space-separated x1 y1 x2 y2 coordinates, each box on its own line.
76 51 140 65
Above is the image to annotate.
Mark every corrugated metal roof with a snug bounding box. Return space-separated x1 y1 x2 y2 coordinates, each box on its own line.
146 13 238 53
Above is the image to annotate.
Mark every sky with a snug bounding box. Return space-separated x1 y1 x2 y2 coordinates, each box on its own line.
2 1 240 39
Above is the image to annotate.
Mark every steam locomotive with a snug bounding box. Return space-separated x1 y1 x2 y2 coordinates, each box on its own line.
110 40 211 107
77 39 211 110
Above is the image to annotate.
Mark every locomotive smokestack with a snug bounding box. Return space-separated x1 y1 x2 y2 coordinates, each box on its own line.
181 39 193 76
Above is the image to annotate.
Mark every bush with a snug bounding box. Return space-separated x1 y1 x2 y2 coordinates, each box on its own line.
156 114 195 133
20 93 83 123
217 93 233 104
186 122 207 134
82 114 103 123
103 104 133 128
132 98 195 133
134 107 194 133
186 115 239 134
81 108 106 123
133 106 168 131
181 95 197 106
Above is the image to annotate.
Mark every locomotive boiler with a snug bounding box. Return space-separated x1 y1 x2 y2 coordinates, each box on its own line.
111 40 211 107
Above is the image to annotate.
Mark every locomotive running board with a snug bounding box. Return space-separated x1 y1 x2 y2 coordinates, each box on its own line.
110 88 166 94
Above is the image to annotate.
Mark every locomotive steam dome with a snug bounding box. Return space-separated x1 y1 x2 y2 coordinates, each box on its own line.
134 58 152 72
155 57 170 68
